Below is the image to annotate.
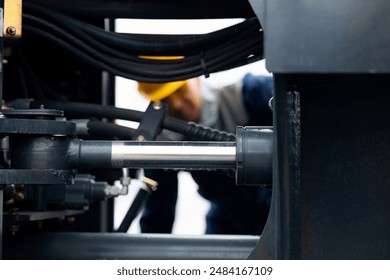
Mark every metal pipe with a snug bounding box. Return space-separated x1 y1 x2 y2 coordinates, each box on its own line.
116 184 152 233
69 140 236 170
67 127 273 185
13 127 272 185
112 141 236 169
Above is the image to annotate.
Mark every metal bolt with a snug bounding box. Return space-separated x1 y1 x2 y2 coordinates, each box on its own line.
6 26 16 36
9 225 20 235
137 135 146 141
14 192 24 202
268 96 274 111
10 208 19 214
152 101 163 110
67 216 76 223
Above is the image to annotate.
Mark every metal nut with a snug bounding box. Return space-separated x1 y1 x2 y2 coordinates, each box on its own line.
6 26 16 36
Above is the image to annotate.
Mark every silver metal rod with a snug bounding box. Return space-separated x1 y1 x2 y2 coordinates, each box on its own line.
111 141 236 169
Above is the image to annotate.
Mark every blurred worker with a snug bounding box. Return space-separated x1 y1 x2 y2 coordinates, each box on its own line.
137 72 273 235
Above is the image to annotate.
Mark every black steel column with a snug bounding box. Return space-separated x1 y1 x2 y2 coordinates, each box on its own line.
0 188 3 259
297 74 390 259
249 75 301 259
99 18 116 233
0 2 4 260
252 74 390 259
0 3 4 105
249 0 390 260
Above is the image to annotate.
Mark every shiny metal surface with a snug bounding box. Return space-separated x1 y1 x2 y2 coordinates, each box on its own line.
111 141 236 169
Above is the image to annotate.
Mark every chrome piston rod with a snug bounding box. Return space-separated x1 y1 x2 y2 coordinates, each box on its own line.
69 140 236 170
111 141 236 169
66 126 272 185
12 126 272 185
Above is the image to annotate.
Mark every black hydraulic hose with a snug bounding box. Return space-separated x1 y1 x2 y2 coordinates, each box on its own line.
183 122 236 141
21 100 235 141
22 3 264 83
30 99 144 121
24 25 260 83
23 26 150 81
23 19 195 77
86 120 135 140
23 13 135 61
12 63 29 98
23 2 261 56
23 19 147 74
13 49 46 100
22 7 263 82
116 186 152 233
78 18 259 56
23 15 261 78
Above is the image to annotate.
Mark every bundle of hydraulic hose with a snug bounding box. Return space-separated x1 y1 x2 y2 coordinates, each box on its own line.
21 2 264 83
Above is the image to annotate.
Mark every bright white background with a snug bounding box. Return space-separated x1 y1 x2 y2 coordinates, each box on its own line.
113 19 271 235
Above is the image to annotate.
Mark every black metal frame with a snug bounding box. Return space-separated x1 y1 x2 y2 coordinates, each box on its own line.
23 0 256 19
3 232 259 260
252 74 390 259
0 0 266 259
248 0 390 259
3 0 390 260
